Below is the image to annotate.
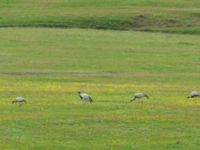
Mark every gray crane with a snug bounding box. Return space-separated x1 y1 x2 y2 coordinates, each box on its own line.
12 97 26 104
78 91 93 103
130 93 149 102
187 91 200 99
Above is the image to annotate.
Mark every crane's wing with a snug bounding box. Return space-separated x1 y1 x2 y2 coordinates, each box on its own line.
80 93 89 98
191 91 199 96
16 97 25 101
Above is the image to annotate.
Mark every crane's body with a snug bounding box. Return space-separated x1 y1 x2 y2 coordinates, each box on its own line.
187 91 200 99
130 93 149 102
78 92 93 103
12 97 26 104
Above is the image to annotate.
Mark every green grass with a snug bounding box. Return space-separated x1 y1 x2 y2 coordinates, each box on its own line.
0 28 200 150
0 1 199 149
0 0 200 33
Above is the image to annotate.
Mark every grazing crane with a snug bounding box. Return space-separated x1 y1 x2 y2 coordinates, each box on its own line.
77 91 93 103
130 93 149 102
187 91 200 99
12 97 26 104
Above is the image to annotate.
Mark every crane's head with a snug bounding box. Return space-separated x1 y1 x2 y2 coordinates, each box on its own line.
12 100 16 104
77 91 81 94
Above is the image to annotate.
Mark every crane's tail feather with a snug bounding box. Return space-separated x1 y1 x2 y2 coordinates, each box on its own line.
89 97 93 103
145 94 149 99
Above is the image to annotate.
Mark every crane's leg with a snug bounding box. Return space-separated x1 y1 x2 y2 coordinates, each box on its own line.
19 102 23 107
141 100 144 108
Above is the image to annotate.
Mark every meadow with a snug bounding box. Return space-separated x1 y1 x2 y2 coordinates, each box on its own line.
0 0 200 149
0 28 200 150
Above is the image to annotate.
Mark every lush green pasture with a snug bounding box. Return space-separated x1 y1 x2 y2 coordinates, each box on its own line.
0 0 200 32
0 28 199 149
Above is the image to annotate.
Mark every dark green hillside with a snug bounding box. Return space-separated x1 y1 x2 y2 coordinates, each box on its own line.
0 0 200 33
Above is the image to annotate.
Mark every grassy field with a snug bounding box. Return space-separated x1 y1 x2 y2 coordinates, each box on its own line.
0 0 200 149
0 0 200 33
0 28 200 149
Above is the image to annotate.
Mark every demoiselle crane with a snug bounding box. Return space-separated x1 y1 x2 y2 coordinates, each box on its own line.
77 91 93 103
